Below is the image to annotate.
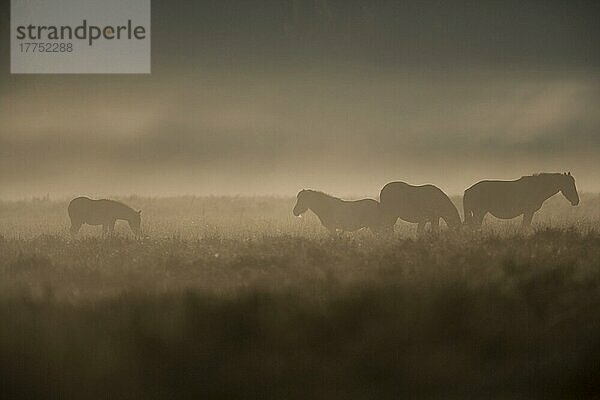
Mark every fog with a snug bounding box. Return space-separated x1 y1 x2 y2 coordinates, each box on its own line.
1 1 599 198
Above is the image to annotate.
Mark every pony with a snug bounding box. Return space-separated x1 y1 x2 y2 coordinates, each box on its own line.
68 197 142 236
379 181 461 234
292 190 394 233
463 172 579 228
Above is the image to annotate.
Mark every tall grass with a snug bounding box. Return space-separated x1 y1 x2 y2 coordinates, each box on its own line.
1 196 599 398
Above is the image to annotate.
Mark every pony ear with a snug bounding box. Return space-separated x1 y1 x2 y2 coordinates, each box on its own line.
568 171 571 176
138 210 142 215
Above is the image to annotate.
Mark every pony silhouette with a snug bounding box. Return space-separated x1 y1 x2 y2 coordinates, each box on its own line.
292 190 393 234
379 181 461 234
463 172 579 228
68 197 142 236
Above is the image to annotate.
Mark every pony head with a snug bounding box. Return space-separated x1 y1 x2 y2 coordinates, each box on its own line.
559 172 579 206
293 190 310 216
129 210 142 236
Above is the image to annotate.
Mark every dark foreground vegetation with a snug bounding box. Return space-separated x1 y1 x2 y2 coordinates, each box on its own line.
1 197 600 398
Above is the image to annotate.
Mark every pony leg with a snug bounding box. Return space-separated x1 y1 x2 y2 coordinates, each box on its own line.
330 229 343 239
70 221 82 237
472 211 485 228
463 195 473 226
108 220 116 236
522 212 534 227
102 224 109 237
430 218 440 234
376 224 394 236
325 225 338 237
417 221 426 236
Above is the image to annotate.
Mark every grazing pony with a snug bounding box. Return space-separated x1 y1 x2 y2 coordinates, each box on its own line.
463 172 579 228
379 181 461 234
292 190 394 233
68 197 142 236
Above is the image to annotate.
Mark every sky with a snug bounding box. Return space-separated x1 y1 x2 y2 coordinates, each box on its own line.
1 0 599 198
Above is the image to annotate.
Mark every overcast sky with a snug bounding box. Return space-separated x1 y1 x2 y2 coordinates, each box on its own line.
1 0 599 198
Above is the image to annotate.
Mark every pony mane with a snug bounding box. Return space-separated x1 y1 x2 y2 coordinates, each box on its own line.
102 198 139 214
522 172 565 180
304 190 341 201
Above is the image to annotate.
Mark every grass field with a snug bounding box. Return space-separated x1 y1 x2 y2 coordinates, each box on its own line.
1 195 600 398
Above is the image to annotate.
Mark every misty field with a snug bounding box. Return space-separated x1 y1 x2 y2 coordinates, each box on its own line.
1 195 600 398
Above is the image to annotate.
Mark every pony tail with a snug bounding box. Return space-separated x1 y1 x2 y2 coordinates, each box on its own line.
463 193 473 226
